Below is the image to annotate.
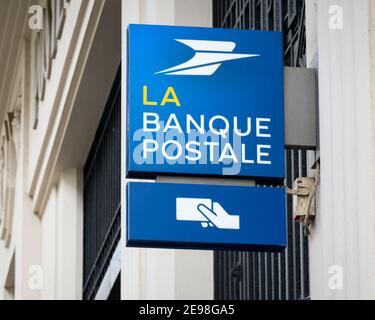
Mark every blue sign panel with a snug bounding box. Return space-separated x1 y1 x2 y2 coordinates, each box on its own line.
127 24 284 179
127 182 286 251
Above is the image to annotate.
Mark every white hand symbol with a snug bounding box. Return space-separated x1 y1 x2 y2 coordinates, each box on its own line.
197 202 240 230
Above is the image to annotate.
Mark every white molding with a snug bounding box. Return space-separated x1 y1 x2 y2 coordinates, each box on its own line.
27 0 90 199
0 0 32 127
0 43 26 253
30 0 106 215
308 0 375 300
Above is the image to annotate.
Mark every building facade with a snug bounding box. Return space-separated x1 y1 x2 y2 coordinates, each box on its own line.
0 0 375 300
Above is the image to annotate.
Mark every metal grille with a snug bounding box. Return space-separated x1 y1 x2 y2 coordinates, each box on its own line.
83 68 121 300
213 0 306 67
213 0 309 300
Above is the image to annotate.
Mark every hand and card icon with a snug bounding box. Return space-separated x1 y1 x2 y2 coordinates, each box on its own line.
176 198 240 230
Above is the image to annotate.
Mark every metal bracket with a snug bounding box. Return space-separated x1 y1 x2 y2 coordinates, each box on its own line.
285 162 320 235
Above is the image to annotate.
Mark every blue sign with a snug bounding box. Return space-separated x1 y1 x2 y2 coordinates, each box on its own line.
127 182 286 251
127 24 285 179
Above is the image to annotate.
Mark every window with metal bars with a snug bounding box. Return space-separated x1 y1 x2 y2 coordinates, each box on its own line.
213 0 310 300
83 68 121 300
213 0 306 67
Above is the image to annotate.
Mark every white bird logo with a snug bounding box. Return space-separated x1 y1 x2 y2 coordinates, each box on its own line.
155 39 260 76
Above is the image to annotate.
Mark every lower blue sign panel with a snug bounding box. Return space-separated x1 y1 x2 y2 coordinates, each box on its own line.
127 182 287 252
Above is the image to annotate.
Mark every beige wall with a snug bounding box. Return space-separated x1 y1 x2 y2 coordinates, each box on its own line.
306 0 375 299
0 0 109 300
